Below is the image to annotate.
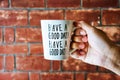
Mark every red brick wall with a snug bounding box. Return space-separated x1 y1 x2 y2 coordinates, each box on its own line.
0 0 120 80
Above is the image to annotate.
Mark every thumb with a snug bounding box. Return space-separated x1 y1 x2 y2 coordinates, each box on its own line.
78 21 95 34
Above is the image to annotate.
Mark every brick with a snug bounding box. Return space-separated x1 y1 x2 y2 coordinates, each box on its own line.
0 44 28 54
66 10 100 26
0 10 27 26
27 28 42 42
4 28 14 43
83 0 119 8
0 28 2 42
30 10 64 26
0 56 3 70
62 57 96 71
102 9 120 25
5 56 14 71
48 0 80 8
97 27 120 43
16 56 50 71
30 73 40 80
11 0 44 8
87 73 120 80
98 67 111 72
0 0 8 7
16 28 42 42
41 72 74 80
30 44 43 54
52 61 61 71
0 72 28 80
75 73 85 80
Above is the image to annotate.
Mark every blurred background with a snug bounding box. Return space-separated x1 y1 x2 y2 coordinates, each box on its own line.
0 0 120 80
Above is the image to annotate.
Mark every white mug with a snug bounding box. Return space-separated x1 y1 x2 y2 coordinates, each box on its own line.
41 20 74 60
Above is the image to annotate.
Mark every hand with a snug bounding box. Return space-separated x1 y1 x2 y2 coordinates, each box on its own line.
70 21 120 75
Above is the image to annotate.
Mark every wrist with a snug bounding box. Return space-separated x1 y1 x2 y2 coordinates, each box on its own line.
104 45 120 75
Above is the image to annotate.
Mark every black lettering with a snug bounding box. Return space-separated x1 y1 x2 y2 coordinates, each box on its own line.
59 41 63 48
49 49 59 56
48 24 51 31
64 24 67 31
52 25 55 31
60 48 65 55
61 32 68 39
49 41 52 48
48 32 60 39
59 24 62 31
65 40 67 47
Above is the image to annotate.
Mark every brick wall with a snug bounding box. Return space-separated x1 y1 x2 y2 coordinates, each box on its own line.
0 0 120 80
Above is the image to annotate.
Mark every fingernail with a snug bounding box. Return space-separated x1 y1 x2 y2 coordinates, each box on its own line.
82 36 88 42
79 43 85 49
80 30 86 35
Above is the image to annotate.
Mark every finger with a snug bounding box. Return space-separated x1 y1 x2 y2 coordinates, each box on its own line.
70 50 86 60
73 21 79 27
73 35 82 42
77 21 95 34
84 43 88 52
74 28 87 36
82 36 88 42
73 35 88 42
71 42 85 49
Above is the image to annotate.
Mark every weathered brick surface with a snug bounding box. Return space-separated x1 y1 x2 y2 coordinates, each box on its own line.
30 73 40 80
11 0 44 8
30 10 64 26
52 61 61 71
66 10 100 26
0 28 2 43
30 44 43 54
0 72 28 80
40 72 74 80
5 56 14 71
16 56 50 71
0 44 28 54
75 73 85 80
0 10 28 26
0 0 8 8
98 67 111 72
4 28 14 43
87 73 120 80
102 9 120 25
16 28 42 42
83 0 119 8
48 0 80 8
0 56 3 70
62 57 96 71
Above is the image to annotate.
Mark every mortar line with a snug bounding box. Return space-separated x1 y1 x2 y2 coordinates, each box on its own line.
8 0 11 8
27 43 31 56
13 27 16 44
3 55 6 72
63 9 66 20
28 72 30 80
118 0 120 8
81 0 83 8
45 0 48 8
27 9 30 27
73 72 76 80
2 27 5 44
14 54 17 72
84 72 88 80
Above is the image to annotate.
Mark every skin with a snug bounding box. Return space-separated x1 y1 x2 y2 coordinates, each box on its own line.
71 21 120 75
